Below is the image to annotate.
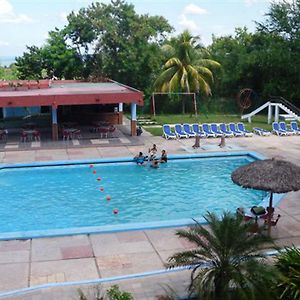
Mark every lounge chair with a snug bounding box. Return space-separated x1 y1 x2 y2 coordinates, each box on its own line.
202 123 216 138
162 125 176 140
253 127 271 136
183 124 196 137
237 123 253 137
228 123 243 137
219 123 234 137
278 122 294 135
272 122 287 136
192 124 207 138
174 124 189 138
210 123 223 137
290 121 300 135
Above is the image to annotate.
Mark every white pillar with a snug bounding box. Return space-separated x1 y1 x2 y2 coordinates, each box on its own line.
51 106 58 140
118 103 123 112
131 103 137 121
267 104 272 124
130 103 137 136
275 104 279 123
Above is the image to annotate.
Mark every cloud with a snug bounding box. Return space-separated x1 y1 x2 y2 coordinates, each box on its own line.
0 0 33 23
245 0 259 6
60 12 68 22
183 4 208 15
0 40 9 46
178 14 199 32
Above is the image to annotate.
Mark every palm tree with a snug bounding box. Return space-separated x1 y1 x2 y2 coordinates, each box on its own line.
167 212 277 300
154 30 220 114
275 246 300 299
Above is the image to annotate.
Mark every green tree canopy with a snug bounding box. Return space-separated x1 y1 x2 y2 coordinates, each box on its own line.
154 30 220 96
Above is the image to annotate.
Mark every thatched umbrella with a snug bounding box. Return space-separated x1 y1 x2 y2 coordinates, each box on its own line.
231 158 300 235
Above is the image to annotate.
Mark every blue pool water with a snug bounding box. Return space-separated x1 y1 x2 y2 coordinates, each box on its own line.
0 155 266 237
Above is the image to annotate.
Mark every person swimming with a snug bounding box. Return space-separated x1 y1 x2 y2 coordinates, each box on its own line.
150 159 160 168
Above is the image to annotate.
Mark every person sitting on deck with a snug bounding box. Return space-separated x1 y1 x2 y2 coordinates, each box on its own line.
160 150 168 163
134 152 146 165
148 144 158 160
136 126 143 136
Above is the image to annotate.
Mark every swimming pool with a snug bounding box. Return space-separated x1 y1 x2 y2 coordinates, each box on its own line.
0 152 267 239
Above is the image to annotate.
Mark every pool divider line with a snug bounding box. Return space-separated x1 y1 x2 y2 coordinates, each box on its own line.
0 246 298 299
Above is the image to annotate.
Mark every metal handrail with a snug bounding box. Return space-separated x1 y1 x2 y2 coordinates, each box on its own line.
269 96 300 116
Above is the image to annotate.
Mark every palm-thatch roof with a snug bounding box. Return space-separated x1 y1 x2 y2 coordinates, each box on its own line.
231 158 300 193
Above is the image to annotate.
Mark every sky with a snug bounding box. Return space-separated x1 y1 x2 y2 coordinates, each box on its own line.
0 0 283 60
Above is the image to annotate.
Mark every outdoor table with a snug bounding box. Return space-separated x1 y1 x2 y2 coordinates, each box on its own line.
21 130 40 142
62 128 80 140
97 127 110 138
62 122 78 128
22 122 37 129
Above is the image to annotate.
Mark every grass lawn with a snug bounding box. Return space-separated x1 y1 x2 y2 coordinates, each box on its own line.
142 114 273 136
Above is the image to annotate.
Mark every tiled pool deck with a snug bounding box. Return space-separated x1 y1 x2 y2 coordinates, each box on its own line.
0 133 300 299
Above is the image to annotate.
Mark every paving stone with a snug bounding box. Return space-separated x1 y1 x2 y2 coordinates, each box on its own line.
30 258 99 286
0 263 29 292
31 235 91 262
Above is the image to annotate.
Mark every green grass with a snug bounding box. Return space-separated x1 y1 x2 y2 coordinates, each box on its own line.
143 114 273 136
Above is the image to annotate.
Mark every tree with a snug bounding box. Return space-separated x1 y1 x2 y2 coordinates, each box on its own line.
275 246 300 300
154 30 220 113
15 46 45 79
167 212 277 300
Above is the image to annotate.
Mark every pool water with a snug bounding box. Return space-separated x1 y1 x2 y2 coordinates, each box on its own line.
0 156 266 236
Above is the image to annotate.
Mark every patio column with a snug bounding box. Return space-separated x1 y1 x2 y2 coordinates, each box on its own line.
118 103 123 124
51 105 58 141
275 104 279 123
131 103 137 136
267 104 272 124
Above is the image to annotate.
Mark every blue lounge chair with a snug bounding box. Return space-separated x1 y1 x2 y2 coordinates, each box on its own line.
290 121 300 135
219 123 234 137
253 127 271 136
229 123 243 137
174 124 189 138
162 124 176 140
279 122 295 135
210 123 223 137
183 124 196 137
272 122 287 136
237 123 253 137
202 123 216 137
192 124 207 138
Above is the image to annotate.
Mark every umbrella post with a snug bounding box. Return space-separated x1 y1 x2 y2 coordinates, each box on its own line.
267 192 273 236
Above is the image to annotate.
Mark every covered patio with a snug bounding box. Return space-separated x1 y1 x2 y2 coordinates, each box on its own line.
0 79 143 142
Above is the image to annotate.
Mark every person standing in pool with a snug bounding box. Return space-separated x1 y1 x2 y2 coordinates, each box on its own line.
160 150 168 163
134 152 146 165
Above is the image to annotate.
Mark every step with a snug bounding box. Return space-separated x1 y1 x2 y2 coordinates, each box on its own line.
279 114 297 121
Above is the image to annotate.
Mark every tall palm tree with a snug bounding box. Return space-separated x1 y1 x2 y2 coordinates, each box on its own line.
154 30 220 114
167 212 277 300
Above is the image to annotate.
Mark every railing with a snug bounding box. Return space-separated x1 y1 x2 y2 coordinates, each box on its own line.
269 96 300 116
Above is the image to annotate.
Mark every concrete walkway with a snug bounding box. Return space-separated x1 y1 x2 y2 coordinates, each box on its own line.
0 133 300 299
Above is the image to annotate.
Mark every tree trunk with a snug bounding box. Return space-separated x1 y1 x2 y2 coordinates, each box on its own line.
182 96 186 114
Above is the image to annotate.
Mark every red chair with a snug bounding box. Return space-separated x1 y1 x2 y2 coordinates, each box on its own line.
33 130 41 141
98 127 109 138
20 131 28 142
62 130 72 140
108 125 116 137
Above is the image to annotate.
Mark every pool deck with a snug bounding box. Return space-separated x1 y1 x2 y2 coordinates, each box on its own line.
0 132 300 299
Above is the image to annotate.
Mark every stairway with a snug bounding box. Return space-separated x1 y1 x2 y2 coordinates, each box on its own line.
241 97 300 123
